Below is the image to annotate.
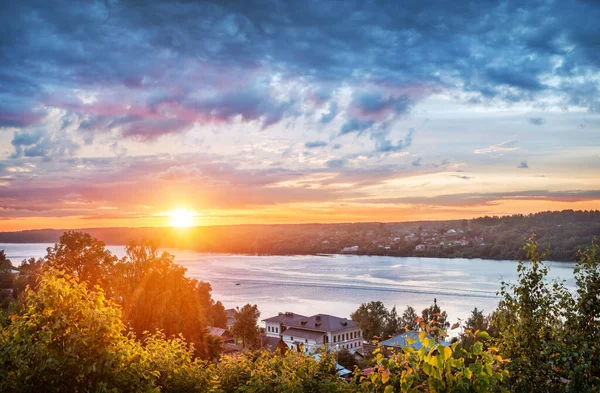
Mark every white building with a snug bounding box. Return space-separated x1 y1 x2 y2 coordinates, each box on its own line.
263 312 363 353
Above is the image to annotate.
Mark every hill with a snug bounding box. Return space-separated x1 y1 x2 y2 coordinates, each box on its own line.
0 210 598 261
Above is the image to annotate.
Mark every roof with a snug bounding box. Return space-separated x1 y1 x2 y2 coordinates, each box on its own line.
261 336 284 352
282 328 326 341
380 331 451 350
263 312 309 324
207 326 229 337
263 312 357 333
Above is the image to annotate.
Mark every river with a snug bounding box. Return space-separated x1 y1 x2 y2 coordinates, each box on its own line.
1 243 576 327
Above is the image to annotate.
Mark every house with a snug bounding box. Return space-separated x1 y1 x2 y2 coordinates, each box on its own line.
415 244 426 252
380 331 450 352
207 326 234 343
263 312 363 353
259 334 288 354
341 246 359 253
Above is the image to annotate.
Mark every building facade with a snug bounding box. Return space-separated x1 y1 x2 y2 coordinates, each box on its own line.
263 312 363 353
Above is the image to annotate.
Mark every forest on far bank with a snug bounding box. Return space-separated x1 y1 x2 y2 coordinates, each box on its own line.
0 209 598 262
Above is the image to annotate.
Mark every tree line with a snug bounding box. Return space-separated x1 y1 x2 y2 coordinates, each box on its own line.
1 210 598 261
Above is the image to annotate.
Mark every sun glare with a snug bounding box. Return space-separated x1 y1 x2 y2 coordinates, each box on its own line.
168 209 197 228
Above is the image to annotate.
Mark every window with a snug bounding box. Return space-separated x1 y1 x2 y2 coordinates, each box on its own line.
346 333 349 340
333 335 336 343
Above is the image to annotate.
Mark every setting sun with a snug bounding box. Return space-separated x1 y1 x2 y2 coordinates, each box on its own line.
167 209 198 228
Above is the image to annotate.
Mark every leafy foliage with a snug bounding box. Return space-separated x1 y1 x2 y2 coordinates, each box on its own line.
232 303 261 349
0 269 154 392
459 308 492 349
399 305 420 332
337 348 359 371
355 321 509 393
45 231 117 291
110 241 215 357
210 350 348 393
496 237 600 392
351 301 397 341
421 299 450 339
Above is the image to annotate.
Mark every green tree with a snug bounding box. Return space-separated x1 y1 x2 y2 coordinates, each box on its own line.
497 237 567 392
421 298 450 338
12 257 44 298
111 241 211 357
0 269 154 392
399 305 420 331
232 303 260 349
337 348 358 371
45 231 117 290
560 241 600 391
0 251 15 307
460 308 490 348
351 301 389 341
208 300 228 328
383 305 401 339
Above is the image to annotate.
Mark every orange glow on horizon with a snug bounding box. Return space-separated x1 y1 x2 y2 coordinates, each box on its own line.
0 198 598 232
167 209 198 228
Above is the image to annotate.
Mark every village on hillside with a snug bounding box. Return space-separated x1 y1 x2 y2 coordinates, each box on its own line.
208 307 449 379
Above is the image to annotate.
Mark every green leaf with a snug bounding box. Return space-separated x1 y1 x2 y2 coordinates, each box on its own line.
443 346 452 360
476 331 491 340
464 368 473 380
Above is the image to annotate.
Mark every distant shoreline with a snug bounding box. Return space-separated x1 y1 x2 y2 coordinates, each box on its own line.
0 242 571 265
1 210 598 263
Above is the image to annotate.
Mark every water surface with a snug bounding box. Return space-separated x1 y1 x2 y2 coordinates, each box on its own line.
1 243 576 326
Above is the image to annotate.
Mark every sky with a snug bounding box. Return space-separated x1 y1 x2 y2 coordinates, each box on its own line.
1 0 599 230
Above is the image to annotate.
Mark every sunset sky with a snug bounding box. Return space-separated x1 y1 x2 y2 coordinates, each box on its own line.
1 0 599 231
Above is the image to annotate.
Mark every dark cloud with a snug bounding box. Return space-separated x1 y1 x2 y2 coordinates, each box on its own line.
304 140 328 149
326 158 346 169
11 129 79 159
411 157 422 167
340 119 375 135
528 117 545 125
372 128 414 153
2 0 599 143
517 161 529 169
451 175 474 180
351 92 412 116
319 102 338 124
